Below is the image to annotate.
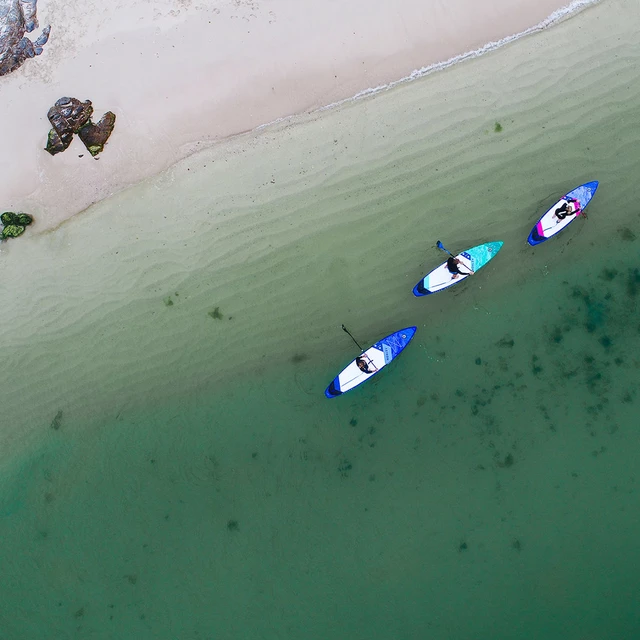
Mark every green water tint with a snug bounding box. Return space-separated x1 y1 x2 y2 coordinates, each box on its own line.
0 231 639 639
2 0 640 441
2 1 640 637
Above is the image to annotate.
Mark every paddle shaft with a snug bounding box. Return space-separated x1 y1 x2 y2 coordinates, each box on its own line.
341 325 377 370
436 240 473 275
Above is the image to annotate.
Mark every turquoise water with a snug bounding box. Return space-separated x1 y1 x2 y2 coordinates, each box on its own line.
2 1 640 638
4 228 639 639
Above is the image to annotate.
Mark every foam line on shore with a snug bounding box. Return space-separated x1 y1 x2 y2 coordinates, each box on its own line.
259 0 601 130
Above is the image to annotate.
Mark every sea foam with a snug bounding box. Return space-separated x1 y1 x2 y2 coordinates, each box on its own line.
258 0 601 130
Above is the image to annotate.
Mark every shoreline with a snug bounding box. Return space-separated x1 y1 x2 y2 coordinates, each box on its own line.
0 0 597 233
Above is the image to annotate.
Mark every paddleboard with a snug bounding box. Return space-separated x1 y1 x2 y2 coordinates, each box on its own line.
413 241 504 296
325 327 417 398
527 181 599 246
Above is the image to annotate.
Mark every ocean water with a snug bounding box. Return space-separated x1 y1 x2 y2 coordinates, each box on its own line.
1 1 640 638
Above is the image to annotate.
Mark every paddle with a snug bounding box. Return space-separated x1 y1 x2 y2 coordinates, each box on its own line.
436 240 454 257
436 240 474 276
341 324 378 372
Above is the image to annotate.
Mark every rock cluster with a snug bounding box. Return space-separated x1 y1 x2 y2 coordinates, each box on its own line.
45 97 116 156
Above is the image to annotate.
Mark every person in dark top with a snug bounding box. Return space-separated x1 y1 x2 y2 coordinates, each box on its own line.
356 356 377 374
446 256 474 279
554 197 581 221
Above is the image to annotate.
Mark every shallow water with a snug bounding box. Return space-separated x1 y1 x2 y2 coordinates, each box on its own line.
1 1 640 638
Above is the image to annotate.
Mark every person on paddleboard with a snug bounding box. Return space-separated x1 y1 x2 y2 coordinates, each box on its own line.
356 356 377 374
446 256 474 279
553 197 581 222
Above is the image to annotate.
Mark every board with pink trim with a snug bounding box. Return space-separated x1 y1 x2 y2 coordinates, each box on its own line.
527 181 599 246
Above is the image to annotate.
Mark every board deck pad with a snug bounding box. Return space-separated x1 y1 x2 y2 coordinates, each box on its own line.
413 241 503 296
527 181 599 245
325 327 417 398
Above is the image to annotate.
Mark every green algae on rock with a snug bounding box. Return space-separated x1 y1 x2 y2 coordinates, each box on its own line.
1 211 31 226
1 224 25 238
0 211 32 240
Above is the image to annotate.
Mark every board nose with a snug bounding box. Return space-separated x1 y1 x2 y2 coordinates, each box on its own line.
401 326 417 341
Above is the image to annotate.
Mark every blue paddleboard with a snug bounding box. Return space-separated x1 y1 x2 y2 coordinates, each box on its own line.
527 181 599 246
325 327 417 398
413 241 503 296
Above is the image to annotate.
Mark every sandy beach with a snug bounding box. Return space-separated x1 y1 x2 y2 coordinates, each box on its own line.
1 0 592 232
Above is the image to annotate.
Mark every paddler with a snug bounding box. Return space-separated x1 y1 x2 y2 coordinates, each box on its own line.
446 256 474 280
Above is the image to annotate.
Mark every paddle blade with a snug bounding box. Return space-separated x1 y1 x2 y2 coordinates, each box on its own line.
436 240 452 255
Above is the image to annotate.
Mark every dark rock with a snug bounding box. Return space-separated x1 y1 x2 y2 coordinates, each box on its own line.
0 0 50 76
78 111 116 156
45 127 72 155
45 98 93 155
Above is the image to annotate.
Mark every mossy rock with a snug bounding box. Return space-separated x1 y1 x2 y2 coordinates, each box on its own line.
1 212 33 240
16 213 33 226
1 211 16 225
1 211 32 226
1 224 26 239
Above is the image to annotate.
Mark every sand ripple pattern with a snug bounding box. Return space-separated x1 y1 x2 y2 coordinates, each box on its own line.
0 0 639 461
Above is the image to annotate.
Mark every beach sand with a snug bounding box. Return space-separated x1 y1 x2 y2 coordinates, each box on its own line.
1 0 590 231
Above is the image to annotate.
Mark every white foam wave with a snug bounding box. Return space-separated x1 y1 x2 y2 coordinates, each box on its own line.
258 0 600 130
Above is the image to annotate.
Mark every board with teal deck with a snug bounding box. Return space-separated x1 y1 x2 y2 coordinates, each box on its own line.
413 241 503 296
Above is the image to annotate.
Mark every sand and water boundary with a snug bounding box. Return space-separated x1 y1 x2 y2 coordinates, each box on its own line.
1 0 638 465
1 0 597 231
